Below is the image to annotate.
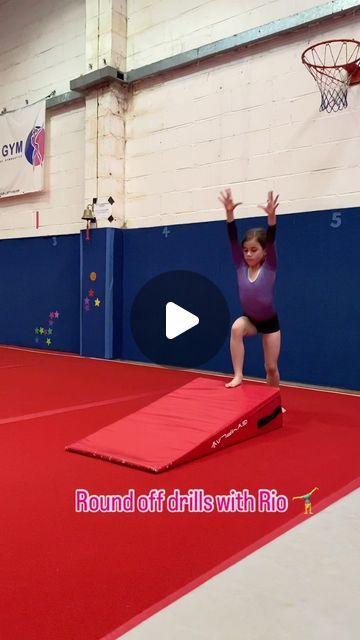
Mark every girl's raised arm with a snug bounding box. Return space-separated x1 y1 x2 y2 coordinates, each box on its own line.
219 188 243 267
258 191 279 226
219 188 242 223
258 191 279 269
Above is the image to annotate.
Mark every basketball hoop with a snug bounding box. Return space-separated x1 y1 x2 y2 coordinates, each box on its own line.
301 39 360 112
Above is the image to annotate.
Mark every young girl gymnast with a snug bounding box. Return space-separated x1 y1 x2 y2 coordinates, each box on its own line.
219 189 280 388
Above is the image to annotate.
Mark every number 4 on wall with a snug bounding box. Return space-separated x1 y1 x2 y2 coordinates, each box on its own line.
330 212 342 228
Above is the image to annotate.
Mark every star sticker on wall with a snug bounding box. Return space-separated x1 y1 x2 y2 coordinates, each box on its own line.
88 289 95 297
48 328 53 335
46 338 52 346
39 327 44 334
54 311 60 319
94 298 101 307
84 297 90 305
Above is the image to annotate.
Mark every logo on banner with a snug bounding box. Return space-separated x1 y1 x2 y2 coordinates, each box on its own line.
25 126 45 166
0 100 46 198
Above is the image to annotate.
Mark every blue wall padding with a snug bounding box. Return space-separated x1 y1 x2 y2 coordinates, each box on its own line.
112 228 124 359
80 228 122 358
0 207 359 390
120 208 360 390
275 208 360 390
0 234 80 353
121 222 236 373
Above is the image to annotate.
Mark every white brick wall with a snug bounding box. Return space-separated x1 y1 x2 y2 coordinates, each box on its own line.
86 0 127 71
125 12 360 227
0 0 85 108
1 0 360 237
0 0 86 238
127 0 334 69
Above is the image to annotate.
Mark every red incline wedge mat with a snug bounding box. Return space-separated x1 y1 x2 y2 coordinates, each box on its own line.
66 378 282 471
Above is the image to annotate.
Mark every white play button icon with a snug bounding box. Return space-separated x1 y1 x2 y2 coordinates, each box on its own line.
166 302 199 340
131 271 230 367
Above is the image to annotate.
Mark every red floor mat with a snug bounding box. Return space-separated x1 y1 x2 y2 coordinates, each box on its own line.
0 347 359 640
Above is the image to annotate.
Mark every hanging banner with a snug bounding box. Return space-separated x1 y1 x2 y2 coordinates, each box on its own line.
0 100 45 199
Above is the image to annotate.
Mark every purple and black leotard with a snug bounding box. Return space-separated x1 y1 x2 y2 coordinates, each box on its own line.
227 221 279 334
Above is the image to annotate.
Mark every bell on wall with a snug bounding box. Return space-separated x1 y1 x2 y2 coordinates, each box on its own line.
82 205 96 241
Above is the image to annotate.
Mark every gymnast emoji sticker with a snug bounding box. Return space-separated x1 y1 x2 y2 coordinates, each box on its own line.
292 487 319 515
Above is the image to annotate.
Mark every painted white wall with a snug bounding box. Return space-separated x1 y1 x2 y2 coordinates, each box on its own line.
1 0 360 236
0 0 86 238
86 0 127 71
0 0 85 110
127 0 335 69
125 12 360 227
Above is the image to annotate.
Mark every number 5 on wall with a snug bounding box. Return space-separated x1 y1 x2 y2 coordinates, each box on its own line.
330 212 342 228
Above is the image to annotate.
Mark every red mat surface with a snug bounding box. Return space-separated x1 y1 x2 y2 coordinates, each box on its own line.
67 379 282 471
0 346 359 640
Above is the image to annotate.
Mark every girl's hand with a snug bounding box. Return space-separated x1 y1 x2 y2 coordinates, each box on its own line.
219 188 242 222
258 191 279 224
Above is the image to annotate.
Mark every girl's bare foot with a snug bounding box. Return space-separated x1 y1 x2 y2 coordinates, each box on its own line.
225 377 243 388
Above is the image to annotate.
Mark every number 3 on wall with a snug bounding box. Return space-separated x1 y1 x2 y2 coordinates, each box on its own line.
330 212 342 228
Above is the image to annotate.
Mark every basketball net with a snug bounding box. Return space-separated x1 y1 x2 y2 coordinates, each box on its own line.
302 39 360 112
